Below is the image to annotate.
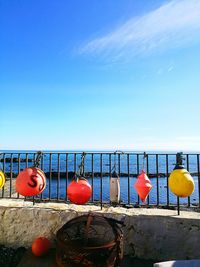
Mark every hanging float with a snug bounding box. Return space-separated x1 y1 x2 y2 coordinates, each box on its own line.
110 151 122 205
134 170 152 203
0 155 6 189
134 153 152 203
169 152 195 198
67 152 92 205
110 171 120 204
0 170 6 189
16 151 46 197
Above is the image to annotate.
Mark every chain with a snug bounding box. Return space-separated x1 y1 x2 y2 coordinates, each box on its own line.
78 152 86 177
34 151 43 168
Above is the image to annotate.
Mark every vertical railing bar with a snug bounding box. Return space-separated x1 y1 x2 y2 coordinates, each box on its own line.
1 153 5 198
57 153 60 200
197 154 200 208
10 153 13 198
166 154 169 206
83 152 85 176
127 154 130 205
24 153 29 202
74 153 77 175
109 153 112 205
3 154 5 173
66 153 68 202
118 153 121 206
137 154 140 205
91 153 94 202
32 153 36 205
186 154 190 207
40 153 44 200
73 153 77 203
146 154 150 205
49 153 52 200
100 153 103 209
156 154 159 206
26 153 28 168
17 153 20 199
118 153 121 174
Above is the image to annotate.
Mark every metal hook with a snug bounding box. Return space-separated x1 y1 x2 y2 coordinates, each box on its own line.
174 152 185 170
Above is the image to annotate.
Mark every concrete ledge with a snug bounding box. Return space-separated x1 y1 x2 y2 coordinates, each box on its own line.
0 199 200 261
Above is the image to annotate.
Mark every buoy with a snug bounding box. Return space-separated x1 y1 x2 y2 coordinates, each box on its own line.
32 237 51 257
0 170 6 189
134 170 152 202
67 177 92 205
169 168 194 197
169 152 195 198
16 167 46 197
110 171 120 204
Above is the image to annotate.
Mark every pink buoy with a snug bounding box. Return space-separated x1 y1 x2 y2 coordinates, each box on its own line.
134 170 152 203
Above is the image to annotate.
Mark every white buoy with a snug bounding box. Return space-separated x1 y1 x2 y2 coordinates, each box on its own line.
110 171 120 204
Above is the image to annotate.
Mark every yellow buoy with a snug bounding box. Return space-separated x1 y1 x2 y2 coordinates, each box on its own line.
169 168 195 197
0 170 6 189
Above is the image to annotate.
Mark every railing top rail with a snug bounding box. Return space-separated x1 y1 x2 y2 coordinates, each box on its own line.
0 151 200 156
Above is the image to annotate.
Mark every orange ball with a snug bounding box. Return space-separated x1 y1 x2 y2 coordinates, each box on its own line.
16 167 46 197
32 237 51 257
67 178 92 205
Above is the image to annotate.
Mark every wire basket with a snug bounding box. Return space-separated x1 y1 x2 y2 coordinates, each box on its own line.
56 213 123 267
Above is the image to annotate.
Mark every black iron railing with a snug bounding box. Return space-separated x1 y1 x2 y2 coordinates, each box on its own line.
0 151 200 209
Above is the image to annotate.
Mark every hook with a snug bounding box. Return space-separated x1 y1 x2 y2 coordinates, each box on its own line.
174 152 185 170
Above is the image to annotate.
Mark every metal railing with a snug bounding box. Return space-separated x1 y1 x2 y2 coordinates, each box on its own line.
0 151 200 210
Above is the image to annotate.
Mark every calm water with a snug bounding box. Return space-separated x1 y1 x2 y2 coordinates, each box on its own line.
0 151 199 205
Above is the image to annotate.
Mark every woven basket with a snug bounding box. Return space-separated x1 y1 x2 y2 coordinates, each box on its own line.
56 213 123 267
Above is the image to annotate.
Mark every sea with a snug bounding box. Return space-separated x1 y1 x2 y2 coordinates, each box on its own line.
0 150 199 206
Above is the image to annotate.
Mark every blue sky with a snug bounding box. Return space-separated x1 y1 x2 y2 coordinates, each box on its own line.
1 0 200 151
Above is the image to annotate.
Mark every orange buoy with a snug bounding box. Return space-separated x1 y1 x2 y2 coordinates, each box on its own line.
134 170 152 202
67 177 92 205
32 237 51 256
16 167 46 197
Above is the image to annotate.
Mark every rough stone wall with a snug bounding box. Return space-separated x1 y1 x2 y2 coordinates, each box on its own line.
0 200 199 261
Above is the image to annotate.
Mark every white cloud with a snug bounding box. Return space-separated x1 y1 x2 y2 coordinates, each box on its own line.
80 0 200 62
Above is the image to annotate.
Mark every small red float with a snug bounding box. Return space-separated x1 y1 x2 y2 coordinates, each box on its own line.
32 237 51 257
134 170 152 203
16 167 46 197
67 177 92 205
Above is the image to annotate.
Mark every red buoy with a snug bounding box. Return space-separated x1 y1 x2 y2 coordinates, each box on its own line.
16 167 46 197
32 237 51 257
67 178 92 205
134 170 152 203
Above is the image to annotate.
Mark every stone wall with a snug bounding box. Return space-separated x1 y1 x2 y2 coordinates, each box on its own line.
0 199 199 261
